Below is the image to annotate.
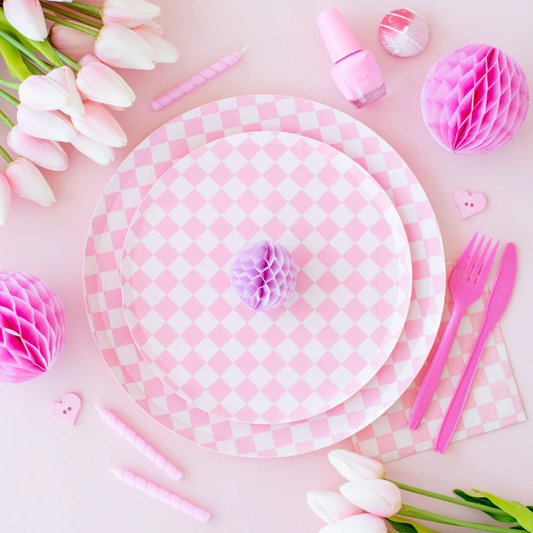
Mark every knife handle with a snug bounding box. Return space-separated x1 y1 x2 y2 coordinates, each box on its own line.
434 321 493 453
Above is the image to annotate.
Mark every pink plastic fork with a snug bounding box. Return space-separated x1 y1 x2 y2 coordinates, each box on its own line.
408 233 499 430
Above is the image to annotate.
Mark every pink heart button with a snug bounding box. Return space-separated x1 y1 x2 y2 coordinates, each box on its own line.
50 393 82 426
454 190 487 220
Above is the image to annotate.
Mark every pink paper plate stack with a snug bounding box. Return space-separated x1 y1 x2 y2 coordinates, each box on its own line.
421 44 529 155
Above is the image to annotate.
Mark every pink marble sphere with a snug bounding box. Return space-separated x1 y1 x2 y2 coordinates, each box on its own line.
379 8 430 58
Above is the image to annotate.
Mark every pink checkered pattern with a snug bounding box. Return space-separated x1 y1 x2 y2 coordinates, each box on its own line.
121 131 412 425
84 95 447 457
352 262 525 463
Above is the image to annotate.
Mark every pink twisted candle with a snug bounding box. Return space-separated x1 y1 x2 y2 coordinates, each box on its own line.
110 469 211 523
96 407 183 481
151 47 247 111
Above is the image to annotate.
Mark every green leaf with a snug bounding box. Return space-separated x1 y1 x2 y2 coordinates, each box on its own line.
386 516 441 533
0 8 61 67
454 489 519 524
474 490 533 533
0 36 32 80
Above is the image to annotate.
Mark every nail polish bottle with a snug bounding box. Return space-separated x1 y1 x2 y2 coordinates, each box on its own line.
317 8 386 109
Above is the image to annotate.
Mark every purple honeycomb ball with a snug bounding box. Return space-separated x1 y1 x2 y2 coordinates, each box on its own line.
230 241 298 312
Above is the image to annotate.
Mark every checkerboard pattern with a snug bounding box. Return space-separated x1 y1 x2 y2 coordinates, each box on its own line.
352 262 526 462
84 95 447 457
121 131 412 425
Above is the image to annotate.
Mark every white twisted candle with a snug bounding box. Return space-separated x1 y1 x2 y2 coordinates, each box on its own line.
110 469 211 523
151 47 247 111
96 406 183 481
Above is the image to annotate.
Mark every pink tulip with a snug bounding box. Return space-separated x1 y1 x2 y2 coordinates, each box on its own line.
4 0 48 42
320 514 388 533
17 105 77 143
307 491 363 525
101 0 161 29
133 27 179 63
0 173 11 226
19 75 70 112
95 24 156 70
49 23 97 62
328 450 386 482
77 55 135 108
4 158 55 207
7 126 69 172
72 101 127 148
340 480 402 518
47 67 86 118
71 132 115 166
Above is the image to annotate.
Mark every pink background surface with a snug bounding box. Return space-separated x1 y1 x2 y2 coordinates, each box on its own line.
0 1 532 532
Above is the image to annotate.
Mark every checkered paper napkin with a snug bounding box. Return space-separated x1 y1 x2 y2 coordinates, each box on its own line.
352 262 526 462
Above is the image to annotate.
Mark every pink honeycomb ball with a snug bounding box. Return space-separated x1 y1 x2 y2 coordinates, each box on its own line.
379 8 429 58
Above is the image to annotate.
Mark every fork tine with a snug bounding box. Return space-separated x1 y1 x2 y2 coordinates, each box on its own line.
476 240 500 285
471 238 492 281
464 235 485 279
454 232 478 275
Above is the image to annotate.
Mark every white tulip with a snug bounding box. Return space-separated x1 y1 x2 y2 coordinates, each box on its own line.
17 106 77 143
307 491 362 524
328 450 385 482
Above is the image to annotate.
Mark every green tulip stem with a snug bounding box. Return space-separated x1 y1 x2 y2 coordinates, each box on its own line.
0 87 19 107
66 1 101 17
40 2 103 29
54 51 81 72
0 144 12 164
389 481 512 518
23 58 46 76
0 30 53 72
42 13 99 37
0 78 20 91
398 505 517 533
0 109 13 130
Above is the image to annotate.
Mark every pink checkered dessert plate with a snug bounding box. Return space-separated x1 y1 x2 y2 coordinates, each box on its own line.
120 131 413 425
83 95 446 457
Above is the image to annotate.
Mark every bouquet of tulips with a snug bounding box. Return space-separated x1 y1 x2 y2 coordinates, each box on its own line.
0 0 178 226
308 450 533 533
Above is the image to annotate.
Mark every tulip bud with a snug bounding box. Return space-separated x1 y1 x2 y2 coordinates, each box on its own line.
4 0 48 42
47 67 86 119
95 24 157 70
4 158 55 207
133 27 178 64
49 23 97 62
307 491 362 525
340 480 402 518
0 173 11 226
7 126 69 172
72 101 127 148
328 450 385 482
319 513 388 533
76 55 136 108
101 0 161 29
71 132 115 166
17 106 77 143
19 75 70 112
139 19 164 35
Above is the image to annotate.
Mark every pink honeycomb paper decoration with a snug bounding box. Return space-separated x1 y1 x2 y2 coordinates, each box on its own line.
421 44 529 155
0 271 66 383
230 241 297 312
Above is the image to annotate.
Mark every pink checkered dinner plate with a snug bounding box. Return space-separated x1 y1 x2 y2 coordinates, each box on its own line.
83 95 446 457
120 131 413 425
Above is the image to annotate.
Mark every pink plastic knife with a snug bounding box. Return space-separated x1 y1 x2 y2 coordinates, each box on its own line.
434 243 517 453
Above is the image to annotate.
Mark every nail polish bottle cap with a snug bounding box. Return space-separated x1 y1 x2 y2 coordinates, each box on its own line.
317 8 362 64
